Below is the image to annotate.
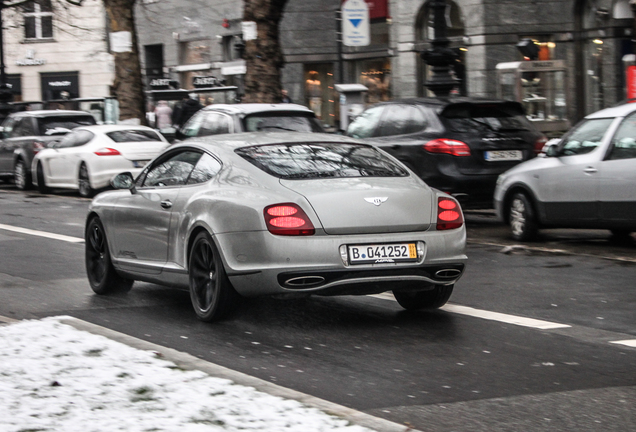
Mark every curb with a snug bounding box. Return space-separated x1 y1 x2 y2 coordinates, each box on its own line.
0 314 419 432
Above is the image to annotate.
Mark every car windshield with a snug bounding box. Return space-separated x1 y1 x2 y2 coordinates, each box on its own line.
38 116 96 136
442 103 531 133
243 114 324 133
106 130 162 143
235 143 408 179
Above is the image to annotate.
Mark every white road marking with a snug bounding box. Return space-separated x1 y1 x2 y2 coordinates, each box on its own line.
610 340 636 348
0 223 84 244
370 293 571 329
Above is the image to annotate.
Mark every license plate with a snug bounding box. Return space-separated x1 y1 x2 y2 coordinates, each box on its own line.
348 243 417 265
132 160 150 168
484 150 523 161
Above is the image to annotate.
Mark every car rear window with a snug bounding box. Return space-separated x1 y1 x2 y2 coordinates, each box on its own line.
106 130 162 143
38 116 96 136
243 113 324 133
235 143 408 179
441 103 532 133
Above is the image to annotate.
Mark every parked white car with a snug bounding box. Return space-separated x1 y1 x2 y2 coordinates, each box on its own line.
32 125 169 197
494 102 636 241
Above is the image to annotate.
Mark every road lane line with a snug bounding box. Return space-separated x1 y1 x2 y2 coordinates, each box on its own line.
369 293 571 329
0 223 84 244
610 340 636 348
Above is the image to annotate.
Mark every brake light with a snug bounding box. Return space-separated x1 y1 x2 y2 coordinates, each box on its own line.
534 135 548 155
32 141 45 154
264 203 315 236
424 139 471 156
94 147 121 156
436 197 463 230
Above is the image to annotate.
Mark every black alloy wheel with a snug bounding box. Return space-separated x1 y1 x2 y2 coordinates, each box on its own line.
509 192 538 241
78 164 95 198
188 231 240 322
14 159 32 191
393 284 454 310
36 162 51 194
85 216 133 294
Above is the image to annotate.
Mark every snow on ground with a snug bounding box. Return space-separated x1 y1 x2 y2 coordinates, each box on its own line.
0 317 375 432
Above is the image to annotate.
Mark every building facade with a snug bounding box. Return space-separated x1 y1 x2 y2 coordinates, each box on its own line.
133 0 636 129
3 0 114 105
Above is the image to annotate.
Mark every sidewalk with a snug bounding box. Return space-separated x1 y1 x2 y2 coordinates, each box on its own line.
0 315 418 432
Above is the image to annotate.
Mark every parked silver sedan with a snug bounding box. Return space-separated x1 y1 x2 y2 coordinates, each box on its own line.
85 133 467 321
494 102 636 241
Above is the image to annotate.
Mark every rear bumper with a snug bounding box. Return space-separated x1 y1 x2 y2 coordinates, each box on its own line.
215 227 467 298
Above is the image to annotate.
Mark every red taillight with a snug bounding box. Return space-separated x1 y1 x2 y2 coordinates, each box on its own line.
264 203 315 236
436 197 463 230
534 136 548 155
94 147 121 156
32 141 45 154
424 139 471 157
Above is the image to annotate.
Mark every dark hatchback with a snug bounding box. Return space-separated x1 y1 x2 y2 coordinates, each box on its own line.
347 98 547 209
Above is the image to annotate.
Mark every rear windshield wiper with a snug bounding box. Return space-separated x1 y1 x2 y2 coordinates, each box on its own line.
257 125 297 132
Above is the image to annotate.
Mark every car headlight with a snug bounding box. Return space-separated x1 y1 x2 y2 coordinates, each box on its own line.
496 175 505 187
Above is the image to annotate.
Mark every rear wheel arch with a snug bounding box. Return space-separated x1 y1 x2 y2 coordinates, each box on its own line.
186 225 214 271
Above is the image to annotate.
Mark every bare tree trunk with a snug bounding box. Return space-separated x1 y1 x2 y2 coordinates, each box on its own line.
103 0 145 124
242 0 288 103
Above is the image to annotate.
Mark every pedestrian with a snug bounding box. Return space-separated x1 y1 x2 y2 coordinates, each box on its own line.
280 89 293 103
154 100 173 129
172 94 204 128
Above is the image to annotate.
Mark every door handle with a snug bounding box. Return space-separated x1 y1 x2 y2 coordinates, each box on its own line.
160 200 172 209
583 167 597 174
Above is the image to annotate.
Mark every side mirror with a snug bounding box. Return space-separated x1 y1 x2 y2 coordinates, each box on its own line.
544 144 560 157
111 172 136 193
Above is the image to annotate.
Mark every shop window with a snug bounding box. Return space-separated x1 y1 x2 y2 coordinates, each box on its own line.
304 64 337 128
23 0 54 41
356 59 391 104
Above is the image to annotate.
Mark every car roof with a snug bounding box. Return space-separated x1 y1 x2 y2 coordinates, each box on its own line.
371 96 522 109
9 110 94 118
75 124 157 133
175 132 364 152
198 103 315 115
585 102 636 119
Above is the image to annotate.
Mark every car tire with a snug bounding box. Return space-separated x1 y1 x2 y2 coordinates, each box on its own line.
36 162 51 194
85 216 133 295
509 192 538 242
393 284 454 310
14 159 32 191
188 231 241 322
78 163 95 198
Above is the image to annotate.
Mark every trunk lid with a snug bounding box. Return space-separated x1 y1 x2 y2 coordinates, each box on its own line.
280 177 433 235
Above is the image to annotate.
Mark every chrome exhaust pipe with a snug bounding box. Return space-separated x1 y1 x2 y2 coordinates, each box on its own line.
435 269 462 280
285 276 326 287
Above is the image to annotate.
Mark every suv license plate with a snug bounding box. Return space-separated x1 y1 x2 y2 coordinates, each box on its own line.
484 150 522 161
348 243 417 265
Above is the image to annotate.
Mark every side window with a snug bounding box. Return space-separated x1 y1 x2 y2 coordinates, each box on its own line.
72 130 95 147
346 106 384 138
377 105 428 136
187 153 222 184
1 117 17 138
143 150 202 188
198 113 231 137
608 113 636 160
560 118 614 156
181 112 205 137
56 132 78 148
11 118 35 137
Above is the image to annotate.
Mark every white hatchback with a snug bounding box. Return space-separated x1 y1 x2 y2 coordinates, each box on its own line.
32 125 169 197
494 102 636 241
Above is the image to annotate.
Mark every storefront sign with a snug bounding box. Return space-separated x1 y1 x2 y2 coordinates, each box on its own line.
342 0 370 47
149 78 171 89
192 76 221 87
16 49 46 66
627 65 636 100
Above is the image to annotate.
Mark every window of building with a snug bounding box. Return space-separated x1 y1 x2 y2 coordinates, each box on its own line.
23 0 54 41
304 64 337 128
356 59 392 104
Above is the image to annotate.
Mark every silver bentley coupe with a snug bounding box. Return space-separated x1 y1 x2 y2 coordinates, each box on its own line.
85 132 467 322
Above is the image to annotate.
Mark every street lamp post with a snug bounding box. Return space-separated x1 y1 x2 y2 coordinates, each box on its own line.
421 0 457 97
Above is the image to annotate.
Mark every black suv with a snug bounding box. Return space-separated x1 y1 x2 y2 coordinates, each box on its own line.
347 98 547 209
0 110 96 190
